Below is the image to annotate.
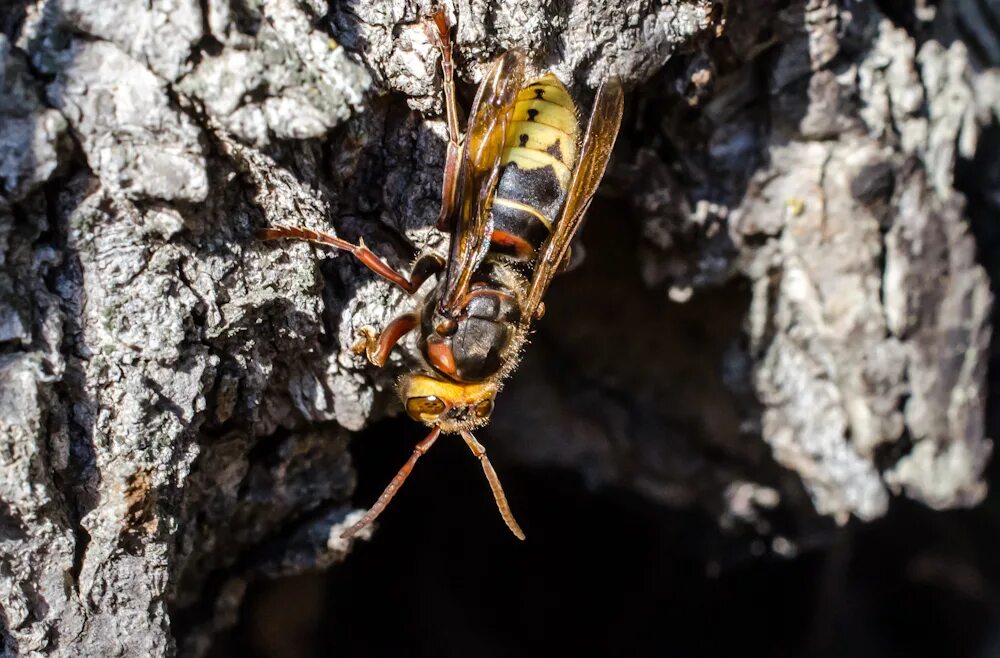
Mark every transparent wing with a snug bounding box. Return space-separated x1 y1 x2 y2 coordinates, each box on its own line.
440 50 526 312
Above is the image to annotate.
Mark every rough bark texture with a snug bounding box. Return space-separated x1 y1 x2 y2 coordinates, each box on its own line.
0 0 997 655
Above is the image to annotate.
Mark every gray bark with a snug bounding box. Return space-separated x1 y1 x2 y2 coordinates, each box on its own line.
1 0 996 655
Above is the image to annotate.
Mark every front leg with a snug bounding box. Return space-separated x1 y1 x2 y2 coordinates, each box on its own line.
352 313 420 367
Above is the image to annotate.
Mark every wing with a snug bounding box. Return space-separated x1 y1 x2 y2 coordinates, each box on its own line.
520 77 624 326
440 49 526 312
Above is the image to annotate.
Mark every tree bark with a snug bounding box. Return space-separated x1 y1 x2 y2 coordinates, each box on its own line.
1 0 996 655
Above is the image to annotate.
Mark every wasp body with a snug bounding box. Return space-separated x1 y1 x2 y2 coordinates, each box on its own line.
259 9 623 540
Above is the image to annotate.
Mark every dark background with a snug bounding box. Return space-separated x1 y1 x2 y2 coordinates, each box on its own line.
208 422 1000 658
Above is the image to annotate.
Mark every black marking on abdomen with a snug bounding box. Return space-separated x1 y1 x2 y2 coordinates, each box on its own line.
495 161 564 218
490 197 551 259
487 159 569 260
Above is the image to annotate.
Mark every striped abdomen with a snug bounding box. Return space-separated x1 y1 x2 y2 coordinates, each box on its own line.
489 73 579 260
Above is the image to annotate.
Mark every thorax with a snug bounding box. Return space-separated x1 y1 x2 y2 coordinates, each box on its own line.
419 260 524 382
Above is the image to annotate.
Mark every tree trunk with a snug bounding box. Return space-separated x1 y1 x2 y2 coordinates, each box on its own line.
1 0 996 655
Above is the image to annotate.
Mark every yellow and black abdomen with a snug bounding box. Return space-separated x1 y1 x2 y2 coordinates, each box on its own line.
489 73 579 260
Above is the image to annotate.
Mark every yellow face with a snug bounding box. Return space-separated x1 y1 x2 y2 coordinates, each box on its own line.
399 374 498 432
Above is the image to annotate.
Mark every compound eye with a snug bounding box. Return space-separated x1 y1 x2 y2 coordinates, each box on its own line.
474 398 494 419
406 395 447 422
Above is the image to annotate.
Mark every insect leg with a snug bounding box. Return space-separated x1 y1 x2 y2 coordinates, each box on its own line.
257 226 443 294
352 312 419 367
340 426 442 540
408 251 447 290
423 8 462 232
460 431 525 540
